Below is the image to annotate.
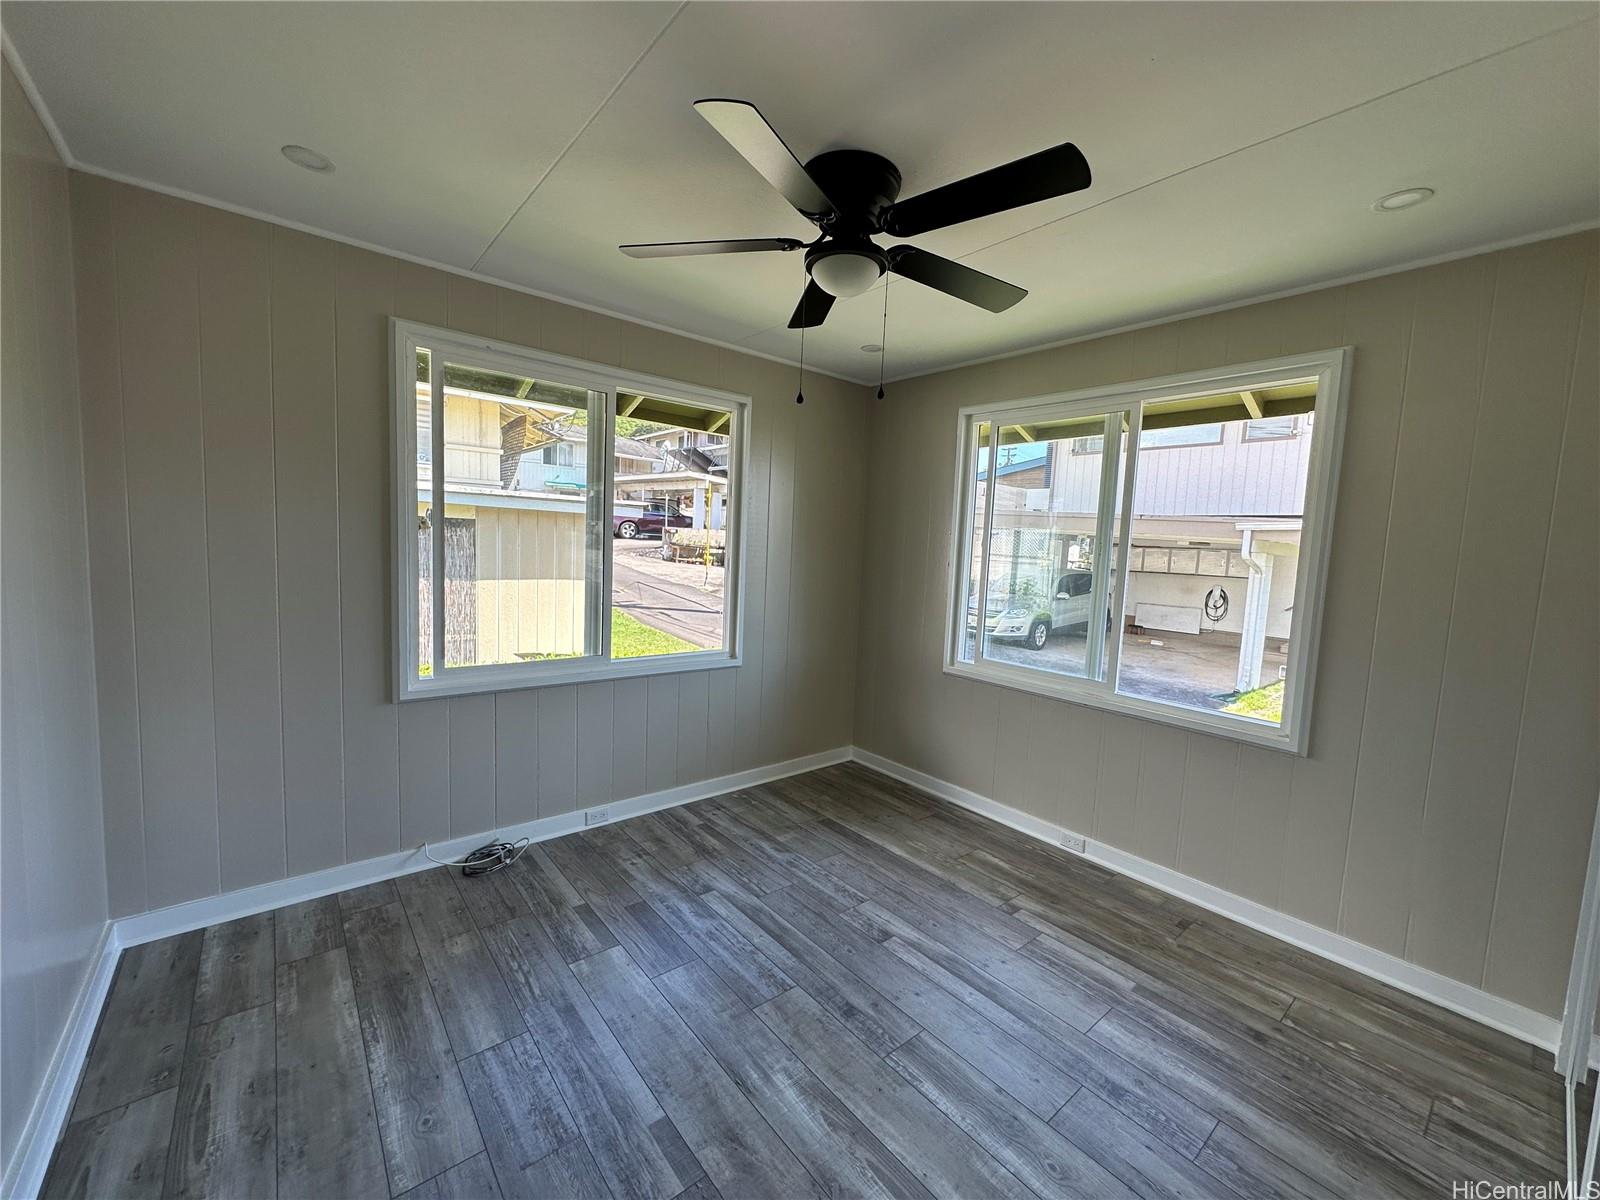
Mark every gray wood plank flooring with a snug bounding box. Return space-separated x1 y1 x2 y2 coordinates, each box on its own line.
44 764 1579 1198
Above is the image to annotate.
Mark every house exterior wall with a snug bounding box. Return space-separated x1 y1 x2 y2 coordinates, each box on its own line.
855 231 1599 1020
70 171 868 916
1044 421 1312 519
463 505 587 661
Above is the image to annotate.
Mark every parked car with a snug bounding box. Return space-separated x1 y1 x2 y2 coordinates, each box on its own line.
968 569 1101 650
613 501 690 539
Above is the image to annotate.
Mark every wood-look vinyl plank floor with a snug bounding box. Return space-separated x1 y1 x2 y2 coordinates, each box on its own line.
44 766 1576 1198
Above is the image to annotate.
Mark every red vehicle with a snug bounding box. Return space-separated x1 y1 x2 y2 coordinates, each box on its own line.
613 500 690 539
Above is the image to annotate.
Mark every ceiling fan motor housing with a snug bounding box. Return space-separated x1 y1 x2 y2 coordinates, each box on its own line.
802 148 904 233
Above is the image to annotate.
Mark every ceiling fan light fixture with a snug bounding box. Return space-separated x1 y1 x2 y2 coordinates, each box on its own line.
808 248 884 298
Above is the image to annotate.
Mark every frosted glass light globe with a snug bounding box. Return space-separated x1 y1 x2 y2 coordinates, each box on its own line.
810 252 883 298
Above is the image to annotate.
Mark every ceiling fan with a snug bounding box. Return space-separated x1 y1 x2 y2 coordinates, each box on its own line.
620 99 1092 329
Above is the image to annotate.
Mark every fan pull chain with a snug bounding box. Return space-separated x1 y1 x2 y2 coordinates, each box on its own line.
877 276 890 400
795 298 806 405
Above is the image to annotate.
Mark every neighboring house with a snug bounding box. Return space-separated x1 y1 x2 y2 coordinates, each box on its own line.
417 383 597 663
979 412 1313 691
621 425 732 531
414 386 735 664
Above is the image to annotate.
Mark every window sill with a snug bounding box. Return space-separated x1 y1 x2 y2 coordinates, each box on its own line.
942 659 1304 755
399 649 740 702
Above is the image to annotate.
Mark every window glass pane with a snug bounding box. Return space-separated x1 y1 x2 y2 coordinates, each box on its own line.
415 348 434 678
957 421 991 665
1139 423 1222 449
611 396 733 658
1075 422 1221 454
1244 415 1298 440
1116 404 1317 726
439 363 596 668
977 418 1110 678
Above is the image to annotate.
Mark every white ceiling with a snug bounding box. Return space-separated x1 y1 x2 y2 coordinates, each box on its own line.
6 2 1597 383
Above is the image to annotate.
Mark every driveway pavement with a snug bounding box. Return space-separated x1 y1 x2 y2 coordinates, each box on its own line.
612 538 725 649
966 629 1286 712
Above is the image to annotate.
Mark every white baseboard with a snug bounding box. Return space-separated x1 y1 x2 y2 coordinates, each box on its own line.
2 922 120 1200
848 745 1571 1058
114 745 851 948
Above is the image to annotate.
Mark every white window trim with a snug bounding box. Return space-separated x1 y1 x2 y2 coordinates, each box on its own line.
390 318 749 702
943 348 1351 756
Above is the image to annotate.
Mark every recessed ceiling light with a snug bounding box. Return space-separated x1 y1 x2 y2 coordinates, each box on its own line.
281 144 334 173
1373 187 1433 212
860 343 883 353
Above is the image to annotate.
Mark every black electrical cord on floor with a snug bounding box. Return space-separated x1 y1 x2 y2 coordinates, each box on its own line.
424 836 529 877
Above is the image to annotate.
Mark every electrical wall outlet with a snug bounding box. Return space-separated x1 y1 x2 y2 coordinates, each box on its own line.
1060 832 1087 854
584 807 610 827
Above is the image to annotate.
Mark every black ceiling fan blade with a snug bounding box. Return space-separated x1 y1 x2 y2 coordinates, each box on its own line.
887 245 1026 313
787 279 835 329
694 99 836 219
620 238 804 259
882 142 1091 238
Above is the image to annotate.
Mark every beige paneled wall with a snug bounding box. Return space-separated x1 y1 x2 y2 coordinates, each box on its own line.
1 63 109 1171
70 172 866 917
855 232 1598 1018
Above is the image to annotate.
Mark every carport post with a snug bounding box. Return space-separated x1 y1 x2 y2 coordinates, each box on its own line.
1235 528 1273 694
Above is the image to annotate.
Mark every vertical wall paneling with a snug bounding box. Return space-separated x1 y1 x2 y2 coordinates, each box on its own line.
1339 256 1494 954
117 186 221 907
575 681 614 809
396 678 449 853
1276 274 1415 930
493 690 539 827
70 175 147 916
1175 737 1240 884
1132 726 1188 868
448 693 497 838
197 207 287 891
1406 239 1591 987
704 670 736 781
271 229 346 876
1482 262 1600 1009
991 689 1036 814
644 674 680 795
610 678 649 804
536 686 579 819
675 671 709 787
336 245 401 862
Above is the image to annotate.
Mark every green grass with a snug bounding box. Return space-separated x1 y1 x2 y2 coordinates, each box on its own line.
417 609 698 673
1222 679 1284 723
611 608 699 658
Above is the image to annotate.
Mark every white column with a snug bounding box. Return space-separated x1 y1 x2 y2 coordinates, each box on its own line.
691 485 706 529
709 489 724 531
1235 530 1274 694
